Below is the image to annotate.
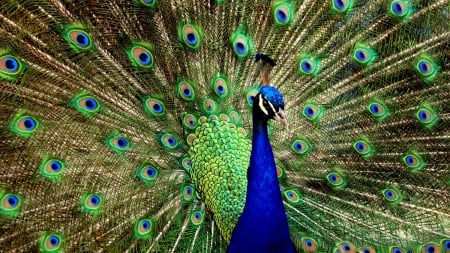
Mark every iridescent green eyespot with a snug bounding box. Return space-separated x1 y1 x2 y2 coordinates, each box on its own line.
415 104 438 130
190 210 204 225
144 97 166 117
335 241 356 253
71 93 102 116
298 55 321 76
302 102 324 123
134 218 154 239
81 193 103 215
367 99 389 122
331 0 354 13
138 0 157 8
201 98 219 115
176 79 196 102
291 137 312 156
126 42 155 69
246 86 260 108
39 157 65 180
211 73 230 99
414 55 440 82
273 1 294 26
0 190 22 217
282 188 302 206
382 187 402 204
10 113 40 137
39 232 63 253
230 27 253 59
353 44 377 66
326 169 347 190
353 137 375 158
0 52 24 80
62 24 93 52
106 132 131 153
159 133 179 151
402 151 425 172
299 236 319 253
178 23 203 51
137 163 159 186
182 185 195 203
388 0 413 20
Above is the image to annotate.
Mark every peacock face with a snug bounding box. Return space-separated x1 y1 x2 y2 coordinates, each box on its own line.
255 86 287 127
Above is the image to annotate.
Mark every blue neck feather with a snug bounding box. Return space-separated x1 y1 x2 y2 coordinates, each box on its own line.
228 116 294 253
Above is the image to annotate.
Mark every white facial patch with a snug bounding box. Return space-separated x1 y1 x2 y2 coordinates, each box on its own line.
258 94 269 116
258 94 278 116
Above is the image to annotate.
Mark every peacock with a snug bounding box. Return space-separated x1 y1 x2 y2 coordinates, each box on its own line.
0 0 449 252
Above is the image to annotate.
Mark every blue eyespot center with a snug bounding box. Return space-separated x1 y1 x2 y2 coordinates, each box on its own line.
7 195 18 207
385 190 393 198
301 61 312 72
90 196 99 206
236 42 245 54
419 110 429 121
186 33 197 45
139 52 151 64
195 213 200 219
330 174 337 182
23 118 36 130
117 137 127 148
5 58 19 71
363 249 370 253
305 106 314 117
356 50 366 61
334 0 345 9
419 61 430 73
49 236 59 246
153 103 162 112
168 137 175 145
186 187 192 194
76 33 89 47
217 85 224 93
142 220 149 229
393 2 404 15
426 245 435 253
276 9 287 22
295 143 302 151
189 120 194 125
394 249 402 253
405 155 414 165
444 241 450 249
370 104 380 114
356 142 364 151
146 167 155 177
183 88 191 96
50 161 62 172
305 239 312 247
85 98 97 110
343 244 351 251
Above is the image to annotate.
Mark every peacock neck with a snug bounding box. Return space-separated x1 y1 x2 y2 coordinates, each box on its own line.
227 115 294 252
247 117 282 208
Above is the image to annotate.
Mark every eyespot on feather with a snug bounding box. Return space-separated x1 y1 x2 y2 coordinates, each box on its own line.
0 53 24 80
134 218 154 239
10 113 40 137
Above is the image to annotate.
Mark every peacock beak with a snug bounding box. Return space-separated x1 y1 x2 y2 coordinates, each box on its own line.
274 108 288 130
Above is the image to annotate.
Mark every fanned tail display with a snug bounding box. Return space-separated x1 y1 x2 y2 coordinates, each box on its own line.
0 0 449 252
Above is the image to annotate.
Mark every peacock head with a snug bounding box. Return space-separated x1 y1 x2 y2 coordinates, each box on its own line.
254 86 287 128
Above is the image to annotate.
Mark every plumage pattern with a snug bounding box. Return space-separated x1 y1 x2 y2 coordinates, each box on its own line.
0 0 449 252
